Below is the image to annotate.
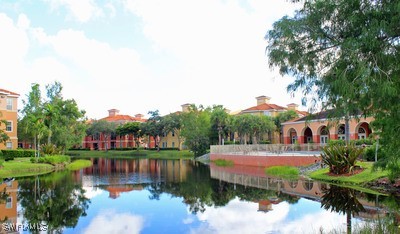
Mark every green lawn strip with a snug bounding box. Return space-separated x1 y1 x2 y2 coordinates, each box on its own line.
0 158 54 178
67 149 194 160
265 166 299 179
212 159 234 167
309 162 388 185
66 159 93 171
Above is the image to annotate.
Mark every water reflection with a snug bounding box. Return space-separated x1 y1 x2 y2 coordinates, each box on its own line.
0 179 18 225
18 172 90 233
3 159 399 234
320 185 365 234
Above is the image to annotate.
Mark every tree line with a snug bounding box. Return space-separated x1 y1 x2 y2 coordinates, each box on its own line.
16 82 297 158
86 105 298 157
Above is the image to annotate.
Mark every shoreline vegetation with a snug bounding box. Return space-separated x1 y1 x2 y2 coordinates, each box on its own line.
0 149 194 179
0 157 93 179
67 149 195 160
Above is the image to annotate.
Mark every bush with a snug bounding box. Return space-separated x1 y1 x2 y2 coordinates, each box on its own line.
321 143 364 175
0 158 4 167
147 147 179 151
40 143 63 156
327 139 346 147
114 147 138 151
1 149 35 160
351 138 375 146
30 155 70 165
213 159 234 167
224 141 239 145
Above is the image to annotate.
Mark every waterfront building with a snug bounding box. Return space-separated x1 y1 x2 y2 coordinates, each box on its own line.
0 88 19 150
281 110 373 144
82 109 151 150
237 96 308 143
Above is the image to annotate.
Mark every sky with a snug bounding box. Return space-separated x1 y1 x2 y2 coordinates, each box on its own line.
1 0 303 119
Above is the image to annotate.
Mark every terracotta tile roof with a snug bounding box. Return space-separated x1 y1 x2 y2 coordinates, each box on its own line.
101 115 147 123
242 103 286 112
0 88 20 96
295 110 309 116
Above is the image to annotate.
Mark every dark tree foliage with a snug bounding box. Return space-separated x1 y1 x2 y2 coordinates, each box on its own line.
266 0 400 179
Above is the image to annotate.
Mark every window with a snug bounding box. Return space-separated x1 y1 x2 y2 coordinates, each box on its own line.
172 142 175 148
6 197 12 209
6 98 13 110
6 121 12 132
172 131 175 137
6 142 12 149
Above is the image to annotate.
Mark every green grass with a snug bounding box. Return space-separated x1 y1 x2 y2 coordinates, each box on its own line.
265 166 299 179
68 149 194 160
309 162 388 185
0 157 54 178
66 159 92 171
212 159 234 167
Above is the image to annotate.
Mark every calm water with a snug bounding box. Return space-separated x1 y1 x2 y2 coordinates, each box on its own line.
1 158 399 234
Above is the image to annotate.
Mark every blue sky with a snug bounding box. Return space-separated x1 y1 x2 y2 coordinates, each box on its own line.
1 0 303 119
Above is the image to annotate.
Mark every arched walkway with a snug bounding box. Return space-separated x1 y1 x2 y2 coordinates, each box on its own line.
303 127 313 144
288 128 298 144
319 126 329 144
356 122 372 139
337 124 346 140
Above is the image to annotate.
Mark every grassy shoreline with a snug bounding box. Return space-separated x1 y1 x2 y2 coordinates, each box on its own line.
0 157 93 179
309 162 388 185
0 158 54 178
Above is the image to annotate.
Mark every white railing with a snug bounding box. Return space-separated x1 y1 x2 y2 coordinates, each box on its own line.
210 144 323 155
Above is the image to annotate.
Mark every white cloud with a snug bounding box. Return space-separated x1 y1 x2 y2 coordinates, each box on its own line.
1 1 308 120
191 197 366 234
44 0 103 22
192 197 289 234
122 0 304 112
83 210 145 234
83 186 104 199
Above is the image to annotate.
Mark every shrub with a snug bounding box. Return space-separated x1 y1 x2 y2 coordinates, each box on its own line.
147 147 179 151
114 147 138 151
223 141 239 145
327 139 346 147
321 143 364 175
1 149 35 160
213 159 234 167
40 143 63 156
30 155 70 165
42 155 70 165
265 166 299 179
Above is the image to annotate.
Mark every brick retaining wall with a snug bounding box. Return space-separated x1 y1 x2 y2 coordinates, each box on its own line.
210 154 321 168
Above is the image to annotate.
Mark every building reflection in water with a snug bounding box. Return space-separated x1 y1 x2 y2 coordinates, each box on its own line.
72 158 192 198
209 163 389 219
0 179 18 233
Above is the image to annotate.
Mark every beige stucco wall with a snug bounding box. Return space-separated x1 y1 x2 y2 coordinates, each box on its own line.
0 94 19 150
282 116 374 144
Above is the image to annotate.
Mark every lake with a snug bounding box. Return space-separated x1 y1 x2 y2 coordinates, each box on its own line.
0 158 398 234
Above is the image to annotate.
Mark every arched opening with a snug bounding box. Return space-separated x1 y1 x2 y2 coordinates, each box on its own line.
303 127 313 144
356 122 372 139
337 124 346 141
302 180 314 191
319 126 329 145
289 180 298 189
288 128 298 144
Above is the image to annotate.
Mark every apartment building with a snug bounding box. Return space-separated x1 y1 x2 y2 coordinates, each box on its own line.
0 88 19 150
